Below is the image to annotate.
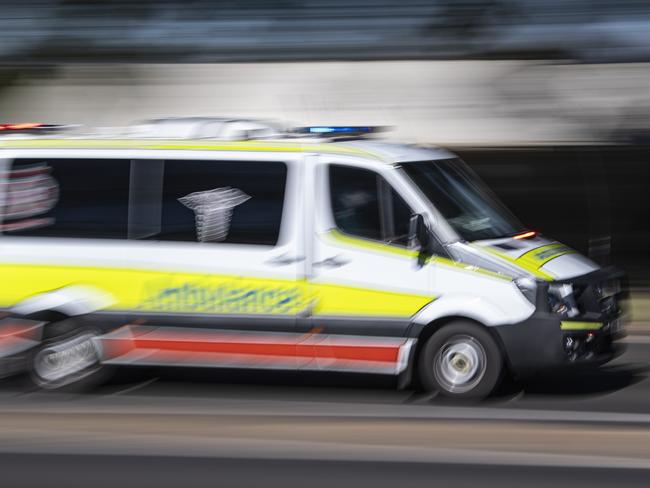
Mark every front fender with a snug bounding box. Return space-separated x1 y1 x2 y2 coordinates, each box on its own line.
411 293 534 327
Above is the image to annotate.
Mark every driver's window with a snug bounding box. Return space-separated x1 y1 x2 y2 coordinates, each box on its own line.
329 165 413 247
389 185 413 246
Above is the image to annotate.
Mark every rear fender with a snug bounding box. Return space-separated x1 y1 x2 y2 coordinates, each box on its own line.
10 285 115 317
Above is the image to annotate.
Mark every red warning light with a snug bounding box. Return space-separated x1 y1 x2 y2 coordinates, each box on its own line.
0 123 44 131
6 123 43 130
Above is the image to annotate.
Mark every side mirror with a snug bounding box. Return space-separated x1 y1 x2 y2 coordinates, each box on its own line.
408 214 432 266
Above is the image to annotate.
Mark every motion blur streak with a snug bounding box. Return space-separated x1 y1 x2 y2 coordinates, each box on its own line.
2 1 650 487
0 317 42 359
99 325 411 374
3 61 650 145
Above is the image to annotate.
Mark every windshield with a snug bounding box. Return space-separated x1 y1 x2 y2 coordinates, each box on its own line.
400 159 525 241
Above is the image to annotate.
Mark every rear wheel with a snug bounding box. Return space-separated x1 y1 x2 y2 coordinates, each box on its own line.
30 319 109 391
418 321 503 399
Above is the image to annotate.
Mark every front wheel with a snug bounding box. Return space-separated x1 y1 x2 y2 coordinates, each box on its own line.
418 321 504 400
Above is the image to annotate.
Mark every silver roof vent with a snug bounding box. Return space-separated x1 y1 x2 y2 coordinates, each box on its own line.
128 117 283 140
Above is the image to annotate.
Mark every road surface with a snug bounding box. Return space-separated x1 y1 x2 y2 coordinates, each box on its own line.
0 336 649 487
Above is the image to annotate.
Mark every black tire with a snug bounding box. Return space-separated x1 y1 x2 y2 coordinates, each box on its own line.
29 318 111 391
418 321 503 400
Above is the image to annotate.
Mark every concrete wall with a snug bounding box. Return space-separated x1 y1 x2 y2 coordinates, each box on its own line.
2 61 649 144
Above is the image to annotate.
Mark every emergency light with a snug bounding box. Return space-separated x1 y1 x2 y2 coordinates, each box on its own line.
0 123 74 134
293 126 386 136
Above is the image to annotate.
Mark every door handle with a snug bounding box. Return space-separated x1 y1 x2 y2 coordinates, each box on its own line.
265 254 305 266
313 255 350 268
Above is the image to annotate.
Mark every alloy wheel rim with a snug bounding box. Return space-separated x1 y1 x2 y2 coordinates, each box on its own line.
433 335 487 394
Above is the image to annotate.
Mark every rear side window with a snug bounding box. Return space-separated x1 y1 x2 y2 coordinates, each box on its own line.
2 158 130 239
329 165 413 246
156 160 287 246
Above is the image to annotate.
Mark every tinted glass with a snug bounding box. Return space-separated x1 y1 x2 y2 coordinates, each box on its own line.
389 189 413 246
329 165 382 241
329 165 413 245
158 160 287 245
3 158 130 238
401 159 525 241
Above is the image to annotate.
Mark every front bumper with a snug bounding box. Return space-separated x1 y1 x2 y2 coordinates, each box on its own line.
493 311 624 377
494 266 628 377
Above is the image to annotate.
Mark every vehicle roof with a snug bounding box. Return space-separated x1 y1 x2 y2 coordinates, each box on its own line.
338 140 455 162
0 137 456 163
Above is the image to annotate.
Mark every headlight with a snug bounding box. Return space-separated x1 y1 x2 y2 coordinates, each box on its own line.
515 277 537 305
548 283 579 318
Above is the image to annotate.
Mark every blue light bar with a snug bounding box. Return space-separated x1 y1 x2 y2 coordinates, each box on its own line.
294 126 383 136
309 126 370 134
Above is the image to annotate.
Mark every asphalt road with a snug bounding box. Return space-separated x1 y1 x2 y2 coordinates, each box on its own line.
2 455 650 488
1 336 649 487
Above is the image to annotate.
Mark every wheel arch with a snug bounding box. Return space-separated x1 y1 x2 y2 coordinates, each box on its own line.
10 285 115 318
401 315 512 390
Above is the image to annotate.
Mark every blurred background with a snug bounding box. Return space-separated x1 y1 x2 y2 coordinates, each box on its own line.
3 1 650 486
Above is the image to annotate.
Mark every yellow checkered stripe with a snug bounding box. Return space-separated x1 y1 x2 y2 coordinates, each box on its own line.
327 230 511 281
480 243 576 281
0 138 383 161
0 263 432 319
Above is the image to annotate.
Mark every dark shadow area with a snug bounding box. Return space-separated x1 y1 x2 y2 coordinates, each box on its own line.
89 365 401 403
455 145 650 287
518 364 649 397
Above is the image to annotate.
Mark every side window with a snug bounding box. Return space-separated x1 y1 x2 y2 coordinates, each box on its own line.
2 158 130 239
158 160 287 245
329 165 413 246
329 165 382 240
389 188 414 246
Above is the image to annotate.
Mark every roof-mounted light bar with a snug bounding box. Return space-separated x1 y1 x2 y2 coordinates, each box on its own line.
292 126 387 137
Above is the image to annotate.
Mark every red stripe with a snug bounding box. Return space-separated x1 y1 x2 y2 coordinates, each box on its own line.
0 320 41 339
131 339 399 363
299 343 398 362
0 320 42 352
98 326 403 366
129 349 297 366
133 338 297 357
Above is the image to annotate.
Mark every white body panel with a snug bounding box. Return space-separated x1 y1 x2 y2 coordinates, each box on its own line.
0 151 306 323
0 145 563 329
0 140 606 378
474 235 600 280
416 265 535 325
541 252 600 279
310 156 432 315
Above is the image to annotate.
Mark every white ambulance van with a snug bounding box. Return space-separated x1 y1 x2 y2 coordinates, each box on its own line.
0 124 626 398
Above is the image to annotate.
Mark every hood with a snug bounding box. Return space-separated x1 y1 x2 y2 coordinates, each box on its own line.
470 235 599 281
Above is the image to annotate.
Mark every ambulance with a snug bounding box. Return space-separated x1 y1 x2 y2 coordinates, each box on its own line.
0 123 626 398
